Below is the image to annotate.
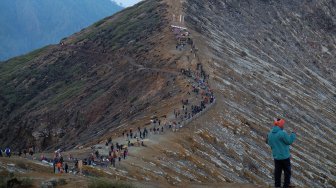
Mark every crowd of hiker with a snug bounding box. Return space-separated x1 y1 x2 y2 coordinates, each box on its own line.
0 147 11 158
1 14 302 186
110 27 216 142
51 149 69 174
172 25 191 51
72 25 217 170
2 25 216 176
0 147 35 158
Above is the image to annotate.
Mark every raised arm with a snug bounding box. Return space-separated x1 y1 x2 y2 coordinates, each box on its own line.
281 131 296 145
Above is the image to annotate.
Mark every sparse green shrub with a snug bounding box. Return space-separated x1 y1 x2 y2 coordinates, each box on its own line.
3 177 33 188
0 171 33 188
20 177 33 188
16 161 28 170
58 178 67 186
88 178 134 188
94 20 106 27
0 177 5 188
130 97 138 103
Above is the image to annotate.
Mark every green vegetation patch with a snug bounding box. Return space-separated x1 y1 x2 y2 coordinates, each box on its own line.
0 46 49 81
88 178 135 188
0 172 33 188
48 80 85 105
73 0 163 50
81 88 105 106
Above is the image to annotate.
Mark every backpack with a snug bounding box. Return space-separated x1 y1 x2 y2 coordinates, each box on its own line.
113 151 117 158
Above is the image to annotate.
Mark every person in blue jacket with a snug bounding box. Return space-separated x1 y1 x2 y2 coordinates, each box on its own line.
5 147 11 158
267 118 296 188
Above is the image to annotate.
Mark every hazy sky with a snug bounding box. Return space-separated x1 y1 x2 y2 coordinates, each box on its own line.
113 0 142 7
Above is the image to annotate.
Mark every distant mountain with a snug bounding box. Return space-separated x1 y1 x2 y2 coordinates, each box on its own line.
0 0 123 61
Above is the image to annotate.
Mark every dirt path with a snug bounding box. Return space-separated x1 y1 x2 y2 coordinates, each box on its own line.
166 0 186 26
85 9 218 182
81 0 218 176
124 55 181 75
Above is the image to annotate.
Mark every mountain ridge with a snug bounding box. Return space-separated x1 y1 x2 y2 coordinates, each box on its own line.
0 0 171 151
0 0 335 187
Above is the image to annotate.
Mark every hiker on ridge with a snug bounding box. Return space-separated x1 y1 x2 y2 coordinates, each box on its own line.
267 118 296 188
95 150 99 159
64 163 69 173
5 147 11 158
28 147 34 156
123 148 128 159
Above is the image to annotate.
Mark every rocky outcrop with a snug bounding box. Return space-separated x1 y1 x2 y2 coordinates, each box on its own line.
182 0 336 187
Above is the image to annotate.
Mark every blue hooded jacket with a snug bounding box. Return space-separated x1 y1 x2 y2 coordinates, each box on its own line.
267 126 296 160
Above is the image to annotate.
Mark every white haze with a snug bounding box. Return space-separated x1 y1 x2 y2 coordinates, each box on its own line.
112 0 142 7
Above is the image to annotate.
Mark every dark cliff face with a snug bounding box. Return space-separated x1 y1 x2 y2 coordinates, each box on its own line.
0 0 171 150
184 0 335 187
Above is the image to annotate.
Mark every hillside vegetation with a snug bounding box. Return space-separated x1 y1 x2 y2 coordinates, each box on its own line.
0 0 170 150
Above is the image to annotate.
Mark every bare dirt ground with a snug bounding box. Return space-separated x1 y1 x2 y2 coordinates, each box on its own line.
0 156 262 188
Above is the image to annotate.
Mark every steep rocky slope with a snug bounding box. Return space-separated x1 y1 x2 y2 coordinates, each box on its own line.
0 0 335 187
0 0 177 150
85 0 334 187
154 0 336 187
